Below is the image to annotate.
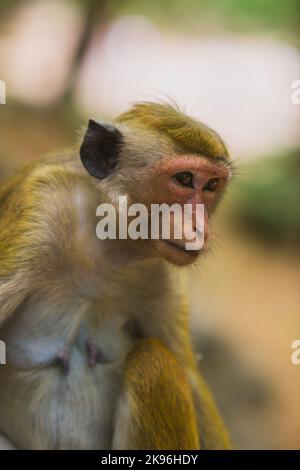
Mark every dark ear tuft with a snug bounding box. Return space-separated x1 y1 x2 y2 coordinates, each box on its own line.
80 119 123 179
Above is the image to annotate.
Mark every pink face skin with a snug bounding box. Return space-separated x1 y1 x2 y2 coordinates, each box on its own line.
137 154 231 266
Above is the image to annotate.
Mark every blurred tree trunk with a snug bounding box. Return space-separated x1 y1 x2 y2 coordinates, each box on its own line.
59 0 110 107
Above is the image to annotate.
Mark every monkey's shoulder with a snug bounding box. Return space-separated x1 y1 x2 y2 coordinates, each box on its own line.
0 151 91 213
0 153 99 277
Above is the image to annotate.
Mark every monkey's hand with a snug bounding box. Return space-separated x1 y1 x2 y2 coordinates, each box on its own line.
112 338 200 450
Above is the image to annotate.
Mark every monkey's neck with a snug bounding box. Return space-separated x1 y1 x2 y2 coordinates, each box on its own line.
96 238 152 271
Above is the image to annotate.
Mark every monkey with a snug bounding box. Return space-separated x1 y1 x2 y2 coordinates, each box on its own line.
0 102 232 450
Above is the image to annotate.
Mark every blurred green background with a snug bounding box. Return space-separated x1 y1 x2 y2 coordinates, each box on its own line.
0 0 299 449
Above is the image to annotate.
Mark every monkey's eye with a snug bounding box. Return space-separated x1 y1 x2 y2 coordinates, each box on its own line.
173 171 194 188
203 178 219 192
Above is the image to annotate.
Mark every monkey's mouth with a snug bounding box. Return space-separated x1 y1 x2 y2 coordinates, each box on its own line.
163 240 200 256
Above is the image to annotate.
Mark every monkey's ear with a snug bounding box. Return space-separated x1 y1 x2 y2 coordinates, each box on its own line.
80 119 123 179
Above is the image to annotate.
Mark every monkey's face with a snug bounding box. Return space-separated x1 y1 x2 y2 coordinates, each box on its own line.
80 113 231 268
137 155 230 267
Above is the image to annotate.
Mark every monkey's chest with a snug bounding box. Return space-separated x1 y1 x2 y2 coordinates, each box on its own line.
0 352 124 449
0 305 135 449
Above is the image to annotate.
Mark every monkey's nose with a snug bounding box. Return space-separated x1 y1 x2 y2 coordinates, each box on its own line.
191 208 209 241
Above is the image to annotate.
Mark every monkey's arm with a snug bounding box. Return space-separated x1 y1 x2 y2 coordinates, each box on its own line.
0 275 31 326
133 296 231 450
0 174 38 326
187 367 231 449
112 338 200 450
0 163 79 327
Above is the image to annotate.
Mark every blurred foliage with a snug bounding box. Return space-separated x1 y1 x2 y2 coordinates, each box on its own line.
1 0 299 37
231 151 300 247
0 0 20 8
110 0 300 36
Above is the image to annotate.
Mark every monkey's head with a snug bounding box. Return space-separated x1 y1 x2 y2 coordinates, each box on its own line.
80 102 231 267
